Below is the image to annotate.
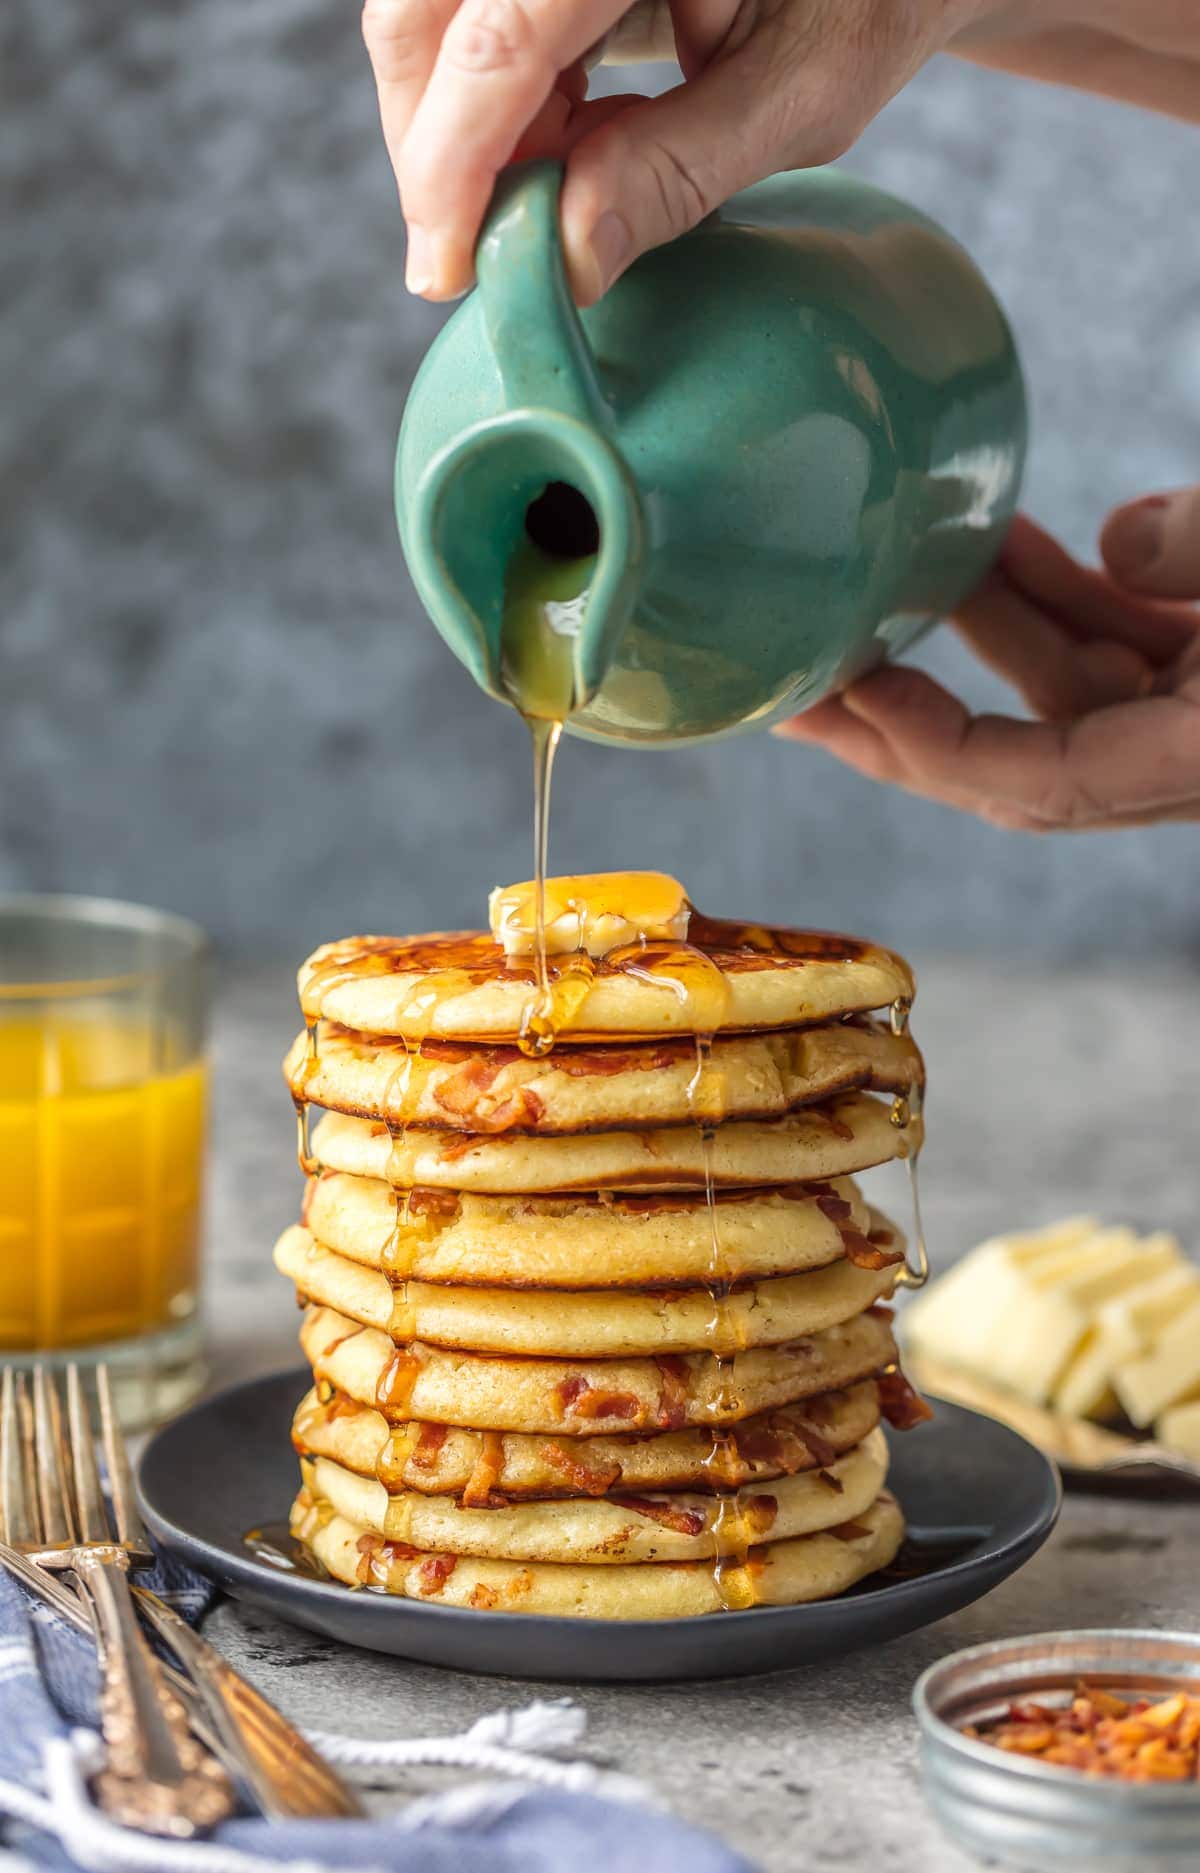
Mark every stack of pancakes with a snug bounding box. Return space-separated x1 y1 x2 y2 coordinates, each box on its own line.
275 905 930 1619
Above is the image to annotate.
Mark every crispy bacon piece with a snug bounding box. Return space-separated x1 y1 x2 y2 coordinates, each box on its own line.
814 1190 903 1270
417 1553 459 1595
826 1520 872 1542
967 1681 1200 1782
815 1469 845 1494
556 1375 643 1425
653 1354 691 1430
610 1495 707 1537
867 1303 895 1322
404 1188 461 1221
354 1532 421 1584
878 1367 934 1430
409 1422 450 1472
461 1431 506 1508
433 1055 546 1132
742 1494 779 1536
541 1442 622 1496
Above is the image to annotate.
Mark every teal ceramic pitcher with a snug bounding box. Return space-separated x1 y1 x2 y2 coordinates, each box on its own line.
397 161 1026 746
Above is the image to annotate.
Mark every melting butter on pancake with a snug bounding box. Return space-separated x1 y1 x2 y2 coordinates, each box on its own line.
302 1171 879 1289
284 1019 922 1136
291 1486 905 1616
297 914 913 1043
489 871 690 960
309 1092 915 1194
292 1377 883 1498
297 1428 887 1562
300 1302 898 1433
275 1224 899 1357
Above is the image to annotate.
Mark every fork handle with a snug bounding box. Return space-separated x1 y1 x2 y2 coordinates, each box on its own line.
72 1550 234 1835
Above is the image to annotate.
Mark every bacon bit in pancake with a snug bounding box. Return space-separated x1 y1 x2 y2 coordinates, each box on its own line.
461 1431 506 1508
555 1375 643 1425
355 1532 420 1584
878 1367 934 1430
803 1392 839 1426
433 1056 546 1132
610 1495 707 1537
541 1442 622 1496
409 1422 450 1472
417 1553 459 1595
743 1494 779 1536
868 1302 895 1322
435 1132 485 1162
816 1469 845 1494
827 1519 872 1542
470 1583 500 1610
823 1109 856 1142
654 1355 691 1430
966 1683 1200 1782
376 1348 422 1414
404 1188 461 1221
813 1188 902 1269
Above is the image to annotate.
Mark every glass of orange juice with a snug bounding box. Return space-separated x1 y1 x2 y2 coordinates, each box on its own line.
0 896 209 1424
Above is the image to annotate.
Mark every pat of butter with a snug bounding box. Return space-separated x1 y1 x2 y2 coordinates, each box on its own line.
1156 1398 1200 1462
1114 1299 1200 1428
489 871 690 961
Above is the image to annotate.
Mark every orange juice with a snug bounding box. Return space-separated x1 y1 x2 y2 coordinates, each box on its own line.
0 1018 206 1350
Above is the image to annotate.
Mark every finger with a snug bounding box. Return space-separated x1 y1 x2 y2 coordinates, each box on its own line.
399 0 628 300
836 665 1200 828
362 0 459 199
775 702 1200 832
1100 487 1200 601
1000 514 1197 663
560 7 914 303
952 567 1155 719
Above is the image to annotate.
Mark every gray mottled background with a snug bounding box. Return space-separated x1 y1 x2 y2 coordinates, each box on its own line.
3 4 1199 965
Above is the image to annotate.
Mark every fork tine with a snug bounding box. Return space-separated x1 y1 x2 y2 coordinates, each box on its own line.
97 1366 146 1554
1 1370 36 1547
67 1366 110 1546
33 1368 76 1548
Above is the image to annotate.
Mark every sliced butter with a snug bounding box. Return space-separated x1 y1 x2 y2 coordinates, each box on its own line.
1156 1399 1200 1463
1113 1300 1200 1428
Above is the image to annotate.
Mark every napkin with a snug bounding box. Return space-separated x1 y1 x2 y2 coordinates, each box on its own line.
0 1557 751 1873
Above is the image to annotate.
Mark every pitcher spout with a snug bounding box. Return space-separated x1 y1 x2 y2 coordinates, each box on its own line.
403 406 644 713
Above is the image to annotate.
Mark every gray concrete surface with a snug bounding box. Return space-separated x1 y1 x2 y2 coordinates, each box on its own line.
198 956 1200 1872
4 8 1200 961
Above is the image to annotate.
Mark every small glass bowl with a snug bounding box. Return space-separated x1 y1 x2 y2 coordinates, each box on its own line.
914 1629 1200 1872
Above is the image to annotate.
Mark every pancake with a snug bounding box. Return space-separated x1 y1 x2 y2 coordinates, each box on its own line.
297 916 914 1042
284 1019 923 1135
300 1302 899 1432
297 1427 888 1562
302 1171 882 1289
275 1225 899 1356
291 1377 884 1497
309 1092 916 1193
290 1485 905 1616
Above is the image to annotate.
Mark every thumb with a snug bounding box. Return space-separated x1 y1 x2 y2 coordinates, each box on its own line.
559 45 849 304
1100 487 1200 600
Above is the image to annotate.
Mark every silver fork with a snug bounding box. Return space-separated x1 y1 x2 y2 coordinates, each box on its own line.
0 1364 234 1836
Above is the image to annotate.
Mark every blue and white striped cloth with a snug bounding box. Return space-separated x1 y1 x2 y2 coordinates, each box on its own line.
0 1559 750 1873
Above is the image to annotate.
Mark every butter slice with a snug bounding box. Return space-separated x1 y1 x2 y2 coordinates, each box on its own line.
1114 1300 1200 1428
490 872 690 961
1156 1399 1200 1462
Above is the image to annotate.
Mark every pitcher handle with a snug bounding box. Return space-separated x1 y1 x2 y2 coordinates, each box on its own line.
475 162 610 427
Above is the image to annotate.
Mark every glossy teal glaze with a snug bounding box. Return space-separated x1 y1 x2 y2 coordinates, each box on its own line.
397 162 1027 746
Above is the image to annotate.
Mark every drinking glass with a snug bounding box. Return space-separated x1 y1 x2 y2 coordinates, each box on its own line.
0 896 209 1424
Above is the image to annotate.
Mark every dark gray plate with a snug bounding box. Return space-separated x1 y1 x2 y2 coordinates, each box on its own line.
138 1370 1060 1682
